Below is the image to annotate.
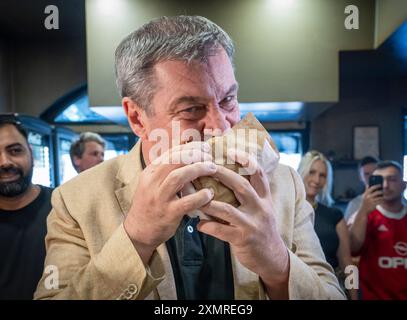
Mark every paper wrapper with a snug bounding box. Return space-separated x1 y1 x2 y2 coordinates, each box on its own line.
191 113 280 211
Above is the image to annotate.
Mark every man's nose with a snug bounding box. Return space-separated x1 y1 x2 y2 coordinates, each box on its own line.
203 106 230 135
0 152 12 167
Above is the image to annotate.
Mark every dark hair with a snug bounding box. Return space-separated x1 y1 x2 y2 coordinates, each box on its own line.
376 160 403 176
0 115 29 142
358 156 379 170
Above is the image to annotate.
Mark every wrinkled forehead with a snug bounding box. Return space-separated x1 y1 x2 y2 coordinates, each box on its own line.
154 49 236 95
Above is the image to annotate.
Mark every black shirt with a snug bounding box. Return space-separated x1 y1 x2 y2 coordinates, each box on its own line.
0 186 53 300
166 216 234 299
313 203 344 269
140 151 234 299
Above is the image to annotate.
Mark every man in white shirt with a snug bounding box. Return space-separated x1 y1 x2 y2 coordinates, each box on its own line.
345 156 378 222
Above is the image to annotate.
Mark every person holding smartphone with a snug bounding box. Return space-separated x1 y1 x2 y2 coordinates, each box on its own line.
349 161 407 300
344 156 379 222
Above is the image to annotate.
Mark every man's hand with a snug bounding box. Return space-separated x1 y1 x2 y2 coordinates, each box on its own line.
124 142 216 265
349 184 383 254
359 184 383 216
198 149 290 299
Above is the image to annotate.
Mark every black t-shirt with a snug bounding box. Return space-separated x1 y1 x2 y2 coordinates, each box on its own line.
313 203 344 269
0 186 53 300
166 216 234 299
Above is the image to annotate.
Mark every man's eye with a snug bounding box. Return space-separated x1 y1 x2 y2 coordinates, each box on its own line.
179 106 207 119
182 106 204 113
220 96 236 110
9 148 23 155
223 96 234 103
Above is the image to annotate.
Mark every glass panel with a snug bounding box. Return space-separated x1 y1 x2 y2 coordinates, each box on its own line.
269 131 303 170
59 138 78 184
28 132 52 187
102 135 131 161
54 95 110 123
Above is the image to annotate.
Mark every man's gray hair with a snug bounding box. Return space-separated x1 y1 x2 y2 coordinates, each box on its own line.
114 15 235 114
70 132 105 170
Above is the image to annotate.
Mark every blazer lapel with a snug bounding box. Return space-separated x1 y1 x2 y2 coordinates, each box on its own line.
114 141 177 300
114 141 143 217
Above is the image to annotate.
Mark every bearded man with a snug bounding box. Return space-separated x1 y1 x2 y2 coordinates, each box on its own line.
0 117 53 300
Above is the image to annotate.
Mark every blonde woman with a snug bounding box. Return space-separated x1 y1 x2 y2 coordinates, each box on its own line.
298 150 357 300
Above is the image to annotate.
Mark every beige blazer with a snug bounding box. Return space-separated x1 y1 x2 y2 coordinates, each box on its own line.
34 142 345 300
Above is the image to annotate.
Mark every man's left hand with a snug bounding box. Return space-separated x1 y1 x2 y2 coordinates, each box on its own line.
198 149 290 299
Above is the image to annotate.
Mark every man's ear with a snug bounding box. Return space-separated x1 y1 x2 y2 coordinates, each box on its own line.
122 97 148 139
73 156 81 172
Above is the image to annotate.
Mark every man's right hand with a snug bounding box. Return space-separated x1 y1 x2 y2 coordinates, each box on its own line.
123 142 216 265
350 184 383 254
359 184 383 216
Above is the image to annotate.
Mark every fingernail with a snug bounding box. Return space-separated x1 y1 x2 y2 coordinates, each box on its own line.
208 188 214 197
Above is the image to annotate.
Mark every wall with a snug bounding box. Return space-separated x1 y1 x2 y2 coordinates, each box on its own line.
86 0 375 108
0 36 86 117
0 0 87 117
311 99 403 163
375 0 407 47
311 97 404 198
310 47 406 199
11 37 87 116
0 37 12 113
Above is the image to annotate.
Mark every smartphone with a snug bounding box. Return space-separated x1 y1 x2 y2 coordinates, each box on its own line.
369 175 383 190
